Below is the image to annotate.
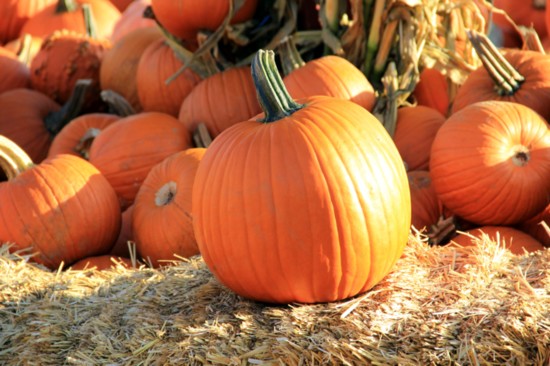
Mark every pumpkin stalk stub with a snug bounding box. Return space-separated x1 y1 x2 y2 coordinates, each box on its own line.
0 136 35 180
44 79 92 136
251 50 303 123
82 4 98 39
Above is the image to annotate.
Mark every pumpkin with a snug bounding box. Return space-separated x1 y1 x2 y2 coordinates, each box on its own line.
47 113 120 159
451 31 550 122
108 0 133 12
493 0 547 46
110 0 156 43
192 50 411 304
279 37 376 111
69 255 134 270
0 135 121 270
413 68 450 117
408 170 442 234
150 0 258 41
3 33 44 66
430 100 550 226
178 66 262 138
392 105 445 171
29 7 111 108
0 80 91 163
88 111 193 209
20 0 121 40
0 46 30 94
109 204 134 257
136 38 202 117
517 203 550 247
100 26 162 112
450 226 545 255
133 148 205 267
0 0 56 44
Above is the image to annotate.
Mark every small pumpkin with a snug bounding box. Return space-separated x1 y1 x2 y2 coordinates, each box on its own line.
450 226 545 255
133 148 205 267
0 135 121 270
193 50 410 304
408 170 442 234
430 100 550 226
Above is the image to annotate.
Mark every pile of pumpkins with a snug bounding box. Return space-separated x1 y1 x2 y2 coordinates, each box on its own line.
0 0 548 304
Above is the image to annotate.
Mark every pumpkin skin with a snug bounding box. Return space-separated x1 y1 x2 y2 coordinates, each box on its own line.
136 38 202 117
110 0 156 43
450 226 545 255
451 49 550 122
408 170 442 233
0 88 61 163
0 139 121 270
493 0 547 44
413 68 450 117
517 203 550 247
393 105 445 171
133 148 205 267
0 0 56 44
20 0 121 40
430 100 550 226
109 204 134 257
193 50 411 304
283 55 376 112
0 47 30 94
30 29 111 106
88 111 193 209
150 0 258 41
47 113 120 159
69 255 133 270
100 26 162 112
178 66 262 137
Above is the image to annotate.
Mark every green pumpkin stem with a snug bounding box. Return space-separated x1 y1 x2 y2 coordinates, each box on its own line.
251 50 303 123
277 36 306 76
56 0 78 13
82 4 98 39
0 136 35 180
44 79 92 136
467 30 525 96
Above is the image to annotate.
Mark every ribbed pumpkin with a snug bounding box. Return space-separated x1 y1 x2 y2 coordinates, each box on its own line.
136 38 202 117
430 100 550 226
150 0 258 41
0 0 56 44
20 0 121 40
0 80 90 163
0 135 121 270
408 170 442 234
193 50 411 304
100 26 162 112
451 32 550 122
279 38 376 111
413 68 450 117
0 46 30 94
393 105 445 171
88 111 193 209
47 113 120 159
450 226 545 255
133 148 205 267
518 203 550 247
178 66 262 138
110 0 156 43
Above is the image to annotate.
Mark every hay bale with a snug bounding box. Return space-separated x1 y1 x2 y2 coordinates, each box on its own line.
0 234 548 365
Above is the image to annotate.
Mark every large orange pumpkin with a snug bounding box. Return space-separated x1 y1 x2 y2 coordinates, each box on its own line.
133 148 205 267
192 50 411 304
430 100 550 226
0 135 121 270
450 226 545 255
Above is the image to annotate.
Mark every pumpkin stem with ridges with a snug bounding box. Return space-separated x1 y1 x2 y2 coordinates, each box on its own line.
43 79 92 136
251 50 304 123
100 90 136 117
467 30 525 96
193 123 213 148
276 36 306 76
55 0 78 13
74 128 101 160
0 136 35 180
82 3 98 39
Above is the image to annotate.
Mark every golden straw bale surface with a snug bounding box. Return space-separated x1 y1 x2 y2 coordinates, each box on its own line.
0 234 549 365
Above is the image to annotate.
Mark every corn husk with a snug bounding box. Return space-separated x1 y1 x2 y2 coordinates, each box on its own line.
1 233 548 365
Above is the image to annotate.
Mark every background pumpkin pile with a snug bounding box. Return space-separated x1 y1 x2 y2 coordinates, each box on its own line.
0 0 548 305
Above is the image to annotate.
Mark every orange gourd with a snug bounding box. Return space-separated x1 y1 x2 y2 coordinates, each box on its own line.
430 100 550 226
88 111 193 209
192 50 411 304
178 66 262 137
0 135 121 270
450 226 545 255
393 105 445 171
133 148 205 267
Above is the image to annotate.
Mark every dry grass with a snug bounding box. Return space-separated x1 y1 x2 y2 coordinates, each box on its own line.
0 233 548 365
